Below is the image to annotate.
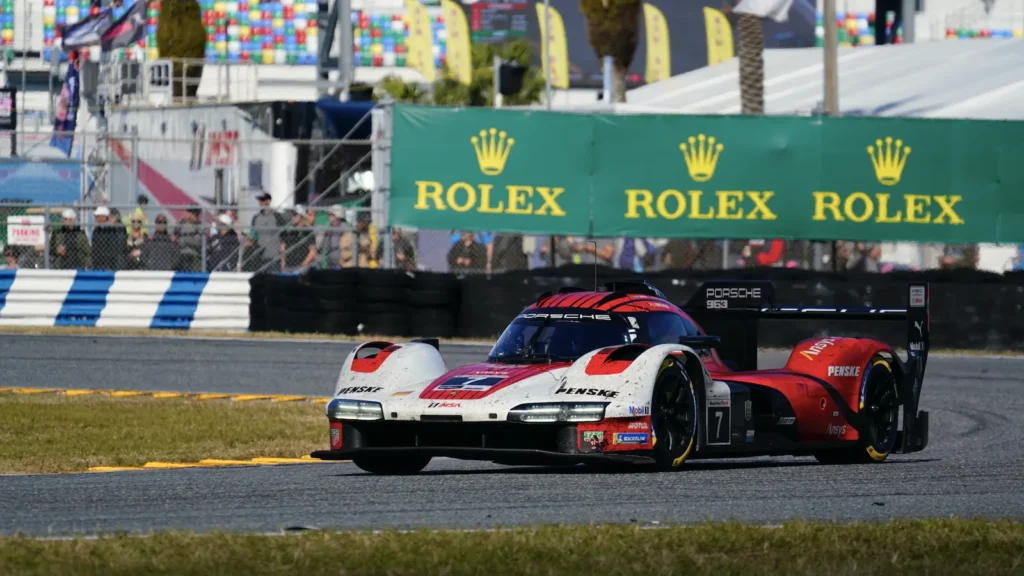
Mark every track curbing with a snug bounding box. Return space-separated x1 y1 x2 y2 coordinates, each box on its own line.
86 455 341 474
0 387 331 404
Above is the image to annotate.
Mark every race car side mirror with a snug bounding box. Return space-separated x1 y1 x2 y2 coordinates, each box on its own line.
679 335 721 349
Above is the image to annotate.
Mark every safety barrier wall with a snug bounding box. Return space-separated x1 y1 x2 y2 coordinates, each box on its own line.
253 267 1024 350
0 270 252 331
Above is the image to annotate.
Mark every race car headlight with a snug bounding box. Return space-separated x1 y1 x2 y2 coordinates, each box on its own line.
326 398 383 421
506 403 606 423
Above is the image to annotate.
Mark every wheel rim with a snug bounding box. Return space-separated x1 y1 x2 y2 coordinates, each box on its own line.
652 369 696 457
862 367 899 451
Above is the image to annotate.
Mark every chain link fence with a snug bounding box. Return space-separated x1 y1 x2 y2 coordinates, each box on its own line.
0 202 1006 274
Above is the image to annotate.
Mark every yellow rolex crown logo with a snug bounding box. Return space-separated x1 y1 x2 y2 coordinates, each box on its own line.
679 134 723 182
471 128 515 176
866 136 910 186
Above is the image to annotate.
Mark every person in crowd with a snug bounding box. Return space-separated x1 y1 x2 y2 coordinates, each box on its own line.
208 213 240 271
570 237 615 266
740 239 787 268
940 244 979 269
2 245 16 269
491 233 528 273
319 205 349 270
49 208 91 270
392 227 417 271
847 242 882 272
241 229 267 272
174 207 203 272
131 194 149 236
144 214 180 270
537 236 574 268
251 192 285 272
125 214 147 270
614 237 656 272
341 210 378 268
91 205 127 271
280 205 318 272
661 239 722 270
447 231 487 273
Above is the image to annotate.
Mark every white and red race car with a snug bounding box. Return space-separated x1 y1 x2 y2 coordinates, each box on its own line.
312 280 929 474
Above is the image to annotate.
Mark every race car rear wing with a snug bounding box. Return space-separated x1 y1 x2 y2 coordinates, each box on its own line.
682 280 929 453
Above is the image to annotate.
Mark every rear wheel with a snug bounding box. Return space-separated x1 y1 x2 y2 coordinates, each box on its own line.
352 454 431 475
815 356 900 465
650 357 698 471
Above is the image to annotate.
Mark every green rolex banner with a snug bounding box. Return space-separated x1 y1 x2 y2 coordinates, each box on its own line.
389 105 1024 244
389 105 593 236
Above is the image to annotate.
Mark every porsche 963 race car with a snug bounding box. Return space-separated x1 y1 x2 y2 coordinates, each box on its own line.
312 280 930 474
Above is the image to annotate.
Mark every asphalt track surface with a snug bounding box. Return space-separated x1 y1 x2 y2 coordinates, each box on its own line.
1 334 1023 536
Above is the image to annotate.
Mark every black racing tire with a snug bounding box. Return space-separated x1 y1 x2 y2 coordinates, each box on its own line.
410 271 459 292
650 357 698 472
352 455 431 475
815 356 900 465
356 283 407 303
357 268 411 288
407 288 457 308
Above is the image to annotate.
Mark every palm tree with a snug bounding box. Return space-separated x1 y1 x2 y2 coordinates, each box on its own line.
580 0 642 102
735 13 764 114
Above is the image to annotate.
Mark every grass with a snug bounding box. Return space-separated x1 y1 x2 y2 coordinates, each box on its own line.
0 394 325 474
0 520 1022 575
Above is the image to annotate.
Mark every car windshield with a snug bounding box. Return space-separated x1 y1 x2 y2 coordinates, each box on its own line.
488 312 634 364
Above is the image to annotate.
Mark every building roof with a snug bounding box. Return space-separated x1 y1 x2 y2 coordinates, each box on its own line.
623 38 1024 119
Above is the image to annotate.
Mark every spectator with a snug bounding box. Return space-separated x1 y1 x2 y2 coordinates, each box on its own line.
124 215 147 269
320 205 349 270
662 239 721 270
144 215 180 270
208 213 240 271
280 206 318 272
491 233 528 272
2 245 16 269
539 236 574 267
614 238 656 272
49 208 91 269
131 194 149 236
241 229 267 272
940 244 979 270
340 211 378 268
250 192 285 271
392 227 417 271
847 242 881 272
447 231 486 272
174 207 203 271
740 239 786 268
91 206 127 270
571 237 614 266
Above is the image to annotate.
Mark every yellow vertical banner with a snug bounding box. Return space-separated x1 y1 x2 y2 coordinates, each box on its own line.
703 7 734 66
643 3 671 84
535 3 569 89
441 0 472 84
404 0 436 82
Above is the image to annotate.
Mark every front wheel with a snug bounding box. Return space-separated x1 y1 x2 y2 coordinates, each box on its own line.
815 356 900 465
650 357 698 471
352 454 432 475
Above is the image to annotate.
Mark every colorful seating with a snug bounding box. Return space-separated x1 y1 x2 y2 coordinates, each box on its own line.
815 11 902 46
44 0 151 62
200 0 319 65
352 10 446 69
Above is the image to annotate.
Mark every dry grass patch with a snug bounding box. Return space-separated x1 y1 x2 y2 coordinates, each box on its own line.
0 394 325 474
0 520 1022 575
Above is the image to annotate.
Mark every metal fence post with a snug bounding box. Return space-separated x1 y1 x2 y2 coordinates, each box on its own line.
130 128 139 203
43 206 51 269
201 222 208 272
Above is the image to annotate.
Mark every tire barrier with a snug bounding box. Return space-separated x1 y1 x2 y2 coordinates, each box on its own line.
0 269 252 330
253 266 1024 350
251 269 460 338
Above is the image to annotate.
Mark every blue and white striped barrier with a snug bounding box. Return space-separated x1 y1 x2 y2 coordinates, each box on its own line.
0 270 252 331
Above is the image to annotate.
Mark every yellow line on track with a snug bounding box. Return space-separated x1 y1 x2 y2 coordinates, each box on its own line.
2 388 331 404
86 455 342 473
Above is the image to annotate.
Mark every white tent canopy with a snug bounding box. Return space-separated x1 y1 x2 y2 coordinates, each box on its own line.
513 39 1024 119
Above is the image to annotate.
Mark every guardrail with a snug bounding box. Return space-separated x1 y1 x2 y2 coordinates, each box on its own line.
0 270 252 331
